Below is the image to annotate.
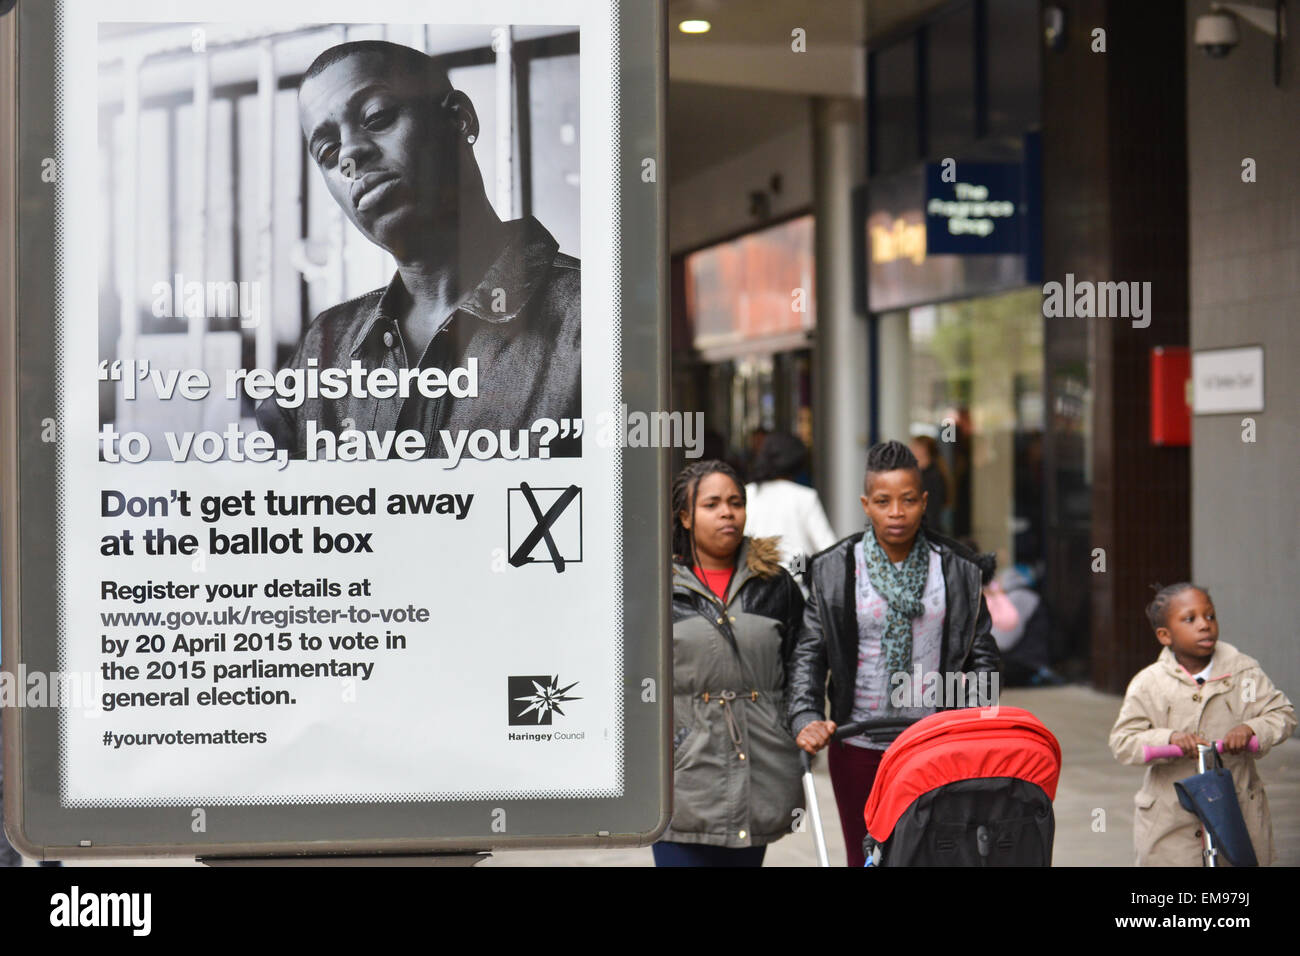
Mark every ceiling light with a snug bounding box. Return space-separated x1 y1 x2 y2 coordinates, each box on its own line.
679 20 711 34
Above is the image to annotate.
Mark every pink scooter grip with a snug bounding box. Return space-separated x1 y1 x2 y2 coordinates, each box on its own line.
1142 736 1259 763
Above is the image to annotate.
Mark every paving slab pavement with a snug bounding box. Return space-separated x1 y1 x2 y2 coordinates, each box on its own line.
483 684 1300 867
35 685 1300 867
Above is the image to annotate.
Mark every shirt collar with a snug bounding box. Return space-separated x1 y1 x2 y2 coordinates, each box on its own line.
348 215 560 357
1159 646 1228 684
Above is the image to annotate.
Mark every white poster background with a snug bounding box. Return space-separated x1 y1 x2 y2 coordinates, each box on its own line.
57 0 621 806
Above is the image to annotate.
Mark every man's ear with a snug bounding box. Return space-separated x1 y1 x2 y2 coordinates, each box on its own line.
442 90 480 144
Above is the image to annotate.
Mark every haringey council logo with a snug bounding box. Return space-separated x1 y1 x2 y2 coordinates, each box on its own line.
508 675 582 725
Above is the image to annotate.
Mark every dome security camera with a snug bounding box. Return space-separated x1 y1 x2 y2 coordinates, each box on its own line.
1195 9 1241 57
1192 1 1286 85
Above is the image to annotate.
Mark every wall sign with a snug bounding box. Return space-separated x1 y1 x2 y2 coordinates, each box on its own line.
1192 346 1265 414
861 165 1027 314
924 162 1024 255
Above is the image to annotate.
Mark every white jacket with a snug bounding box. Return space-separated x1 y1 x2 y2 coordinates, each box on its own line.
743 480 837 572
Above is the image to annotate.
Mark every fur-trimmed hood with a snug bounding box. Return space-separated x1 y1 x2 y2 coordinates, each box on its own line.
742 535 784 578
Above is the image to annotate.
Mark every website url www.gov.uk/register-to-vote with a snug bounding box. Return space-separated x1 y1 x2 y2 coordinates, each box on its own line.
99 603 429 631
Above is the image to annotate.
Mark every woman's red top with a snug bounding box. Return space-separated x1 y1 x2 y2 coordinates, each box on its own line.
693 566 734 600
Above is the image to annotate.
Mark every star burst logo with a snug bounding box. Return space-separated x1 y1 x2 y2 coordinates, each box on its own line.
508 675 582 725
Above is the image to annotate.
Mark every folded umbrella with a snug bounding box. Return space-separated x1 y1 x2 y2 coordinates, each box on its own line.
1173 747 1258 868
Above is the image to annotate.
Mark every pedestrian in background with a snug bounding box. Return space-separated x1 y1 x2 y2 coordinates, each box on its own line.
744 432 836 584
659 460 805 866
909 435 952 535
788 440 1001 866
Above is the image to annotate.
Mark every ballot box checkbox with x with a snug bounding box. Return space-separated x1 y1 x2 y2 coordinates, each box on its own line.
507 483 583 571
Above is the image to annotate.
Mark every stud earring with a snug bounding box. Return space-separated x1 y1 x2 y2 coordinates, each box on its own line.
466 133 477 145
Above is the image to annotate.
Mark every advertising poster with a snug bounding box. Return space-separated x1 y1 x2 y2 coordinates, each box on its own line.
4 0 666 852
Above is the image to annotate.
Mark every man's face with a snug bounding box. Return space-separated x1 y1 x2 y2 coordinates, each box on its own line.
299 52 464 256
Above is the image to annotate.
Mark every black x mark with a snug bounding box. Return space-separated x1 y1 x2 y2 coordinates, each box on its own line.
509 483 581 572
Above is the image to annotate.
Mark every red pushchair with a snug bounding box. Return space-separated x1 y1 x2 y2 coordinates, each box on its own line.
802 707 1062 865
860 707 1061 866
802 707 1058 866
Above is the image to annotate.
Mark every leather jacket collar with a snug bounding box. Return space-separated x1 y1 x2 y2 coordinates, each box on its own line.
786 530 1002 734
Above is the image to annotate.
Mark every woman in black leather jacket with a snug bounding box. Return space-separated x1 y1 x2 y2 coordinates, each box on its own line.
787 441 1001 866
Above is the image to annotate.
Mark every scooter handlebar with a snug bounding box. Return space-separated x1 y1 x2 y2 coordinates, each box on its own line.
1142 736 1258 763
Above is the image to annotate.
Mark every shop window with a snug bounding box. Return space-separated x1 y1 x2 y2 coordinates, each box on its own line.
684 215 815 360
679 217 817 474
926 2 976 159
906 287 1045 568
987 0 1041 140
869 0 1040 172
870 35 920 175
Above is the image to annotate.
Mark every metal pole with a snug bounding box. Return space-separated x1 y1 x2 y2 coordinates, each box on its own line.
1197 743 1218 867
800 751 831 867
812 97 868 538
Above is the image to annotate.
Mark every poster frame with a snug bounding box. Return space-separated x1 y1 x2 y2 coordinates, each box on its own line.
0 0 670 860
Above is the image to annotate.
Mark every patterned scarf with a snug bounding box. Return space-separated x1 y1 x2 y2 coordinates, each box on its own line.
862 526 931 676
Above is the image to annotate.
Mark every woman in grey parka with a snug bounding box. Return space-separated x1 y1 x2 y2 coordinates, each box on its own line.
657 460 806 867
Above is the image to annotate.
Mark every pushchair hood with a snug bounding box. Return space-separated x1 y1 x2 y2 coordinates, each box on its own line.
863 707 1062 843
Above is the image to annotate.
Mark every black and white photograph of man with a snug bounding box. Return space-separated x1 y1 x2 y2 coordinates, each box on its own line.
259 40 581 459
95 23 581 460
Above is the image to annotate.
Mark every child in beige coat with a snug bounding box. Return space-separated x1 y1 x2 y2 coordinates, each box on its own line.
1109 584 1296 866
